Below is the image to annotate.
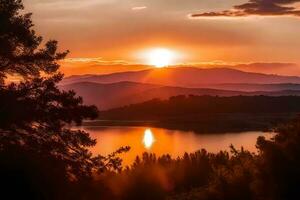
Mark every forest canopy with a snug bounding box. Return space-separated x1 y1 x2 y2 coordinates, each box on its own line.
101 95 300 119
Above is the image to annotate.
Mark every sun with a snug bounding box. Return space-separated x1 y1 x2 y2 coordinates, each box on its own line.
147 48 174 68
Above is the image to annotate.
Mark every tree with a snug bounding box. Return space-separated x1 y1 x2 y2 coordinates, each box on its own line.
0 0 68 84
0 0 128 199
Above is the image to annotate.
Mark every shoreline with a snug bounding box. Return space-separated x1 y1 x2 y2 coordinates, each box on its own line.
83 113 296 133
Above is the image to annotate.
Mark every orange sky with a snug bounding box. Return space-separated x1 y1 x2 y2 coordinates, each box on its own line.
23 0 300 76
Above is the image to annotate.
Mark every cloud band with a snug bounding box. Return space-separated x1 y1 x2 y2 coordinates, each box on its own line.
191 0 300 18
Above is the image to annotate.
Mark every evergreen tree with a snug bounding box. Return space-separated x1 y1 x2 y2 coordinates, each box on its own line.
0 1 128 198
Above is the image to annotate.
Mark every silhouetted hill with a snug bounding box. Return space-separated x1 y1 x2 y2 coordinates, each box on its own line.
62 67 300 87
100 95 300 120
60 81 300 110
206 83 300 92
60 81 158 109
94 95 300 132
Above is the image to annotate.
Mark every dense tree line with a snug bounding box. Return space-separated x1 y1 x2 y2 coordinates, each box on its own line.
99 95 300 132
101 95 300 120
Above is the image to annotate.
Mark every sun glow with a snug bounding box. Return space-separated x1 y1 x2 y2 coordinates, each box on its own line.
147 48 174 68
143 129 155 149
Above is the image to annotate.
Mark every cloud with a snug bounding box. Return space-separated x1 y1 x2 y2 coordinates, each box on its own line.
132 6 147 11
191 0 300 18
60 57 151 76
23 0 300 64
63 57 129 65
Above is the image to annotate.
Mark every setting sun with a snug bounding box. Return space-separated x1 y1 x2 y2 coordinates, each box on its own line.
147 48 174 68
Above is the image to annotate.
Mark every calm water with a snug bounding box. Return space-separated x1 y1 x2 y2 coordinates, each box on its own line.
81 126 273 166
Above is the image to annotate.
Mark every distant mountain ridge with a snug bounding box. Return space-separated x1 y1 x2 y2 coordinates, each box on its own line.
60 81 300 110
62 67 300 87
203 83 300 92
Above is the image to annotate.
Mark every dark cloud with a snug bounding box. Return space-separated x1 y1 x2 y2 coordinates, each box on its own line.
192 0 300 17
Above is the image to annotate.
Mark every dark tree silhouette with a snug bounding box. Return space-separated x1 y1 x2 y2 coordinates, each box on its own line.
0 0 128 199
0 0 68 84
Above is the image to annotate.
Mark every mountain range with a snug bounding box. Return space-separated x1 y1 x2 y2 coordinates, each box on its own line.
60 67 300 110
62 67 300 87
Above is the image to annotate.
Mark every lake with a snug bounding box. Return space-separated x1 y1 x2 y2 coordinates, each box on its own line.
80 126 274 166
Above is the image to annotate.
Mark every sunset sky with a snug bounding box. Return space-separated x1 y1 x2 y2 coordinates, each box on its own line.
23 0 300 76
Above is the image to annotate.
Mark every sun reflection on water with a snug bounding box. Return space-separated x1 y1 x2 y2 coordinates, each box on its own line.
87 126 271 166
143 128 155 149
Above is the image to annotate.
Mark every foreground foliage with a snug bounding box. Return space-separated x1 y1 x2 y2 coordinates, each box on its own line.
0 1 128 199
